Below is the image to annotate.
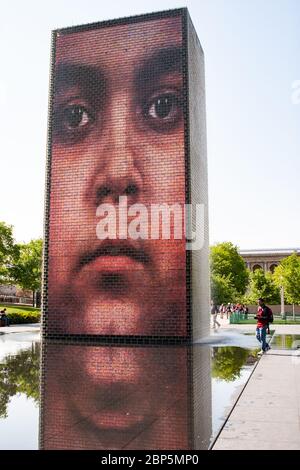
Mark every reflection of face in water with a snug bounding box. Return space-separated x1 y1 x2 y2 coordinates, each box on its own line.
41 344 189 449
48 16 187 337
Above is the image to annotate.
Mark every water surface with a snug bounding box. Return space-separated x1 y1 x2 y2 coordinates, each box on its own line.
0 330 259 449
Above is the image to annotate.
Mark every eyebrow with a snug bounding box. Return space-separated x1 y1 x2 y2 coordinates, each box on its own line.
135 46 183 88
54 64 105 102
53 46 182 97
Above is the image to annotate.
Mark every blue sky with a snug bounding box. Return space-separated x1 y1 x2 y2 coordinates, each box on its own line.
0 0 299 249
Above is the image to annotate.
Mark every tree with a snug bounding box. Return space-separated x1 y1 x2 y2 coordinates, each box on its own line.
245 269 280 304
210 242 249 297
0 221 17 284
211 347 250 382
9 239 43 306
211 273 237 305
274 254 300 318
0 343 40 418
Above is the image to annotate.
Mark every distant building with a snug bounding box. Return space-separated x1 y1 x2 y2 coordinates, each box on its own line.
239 248 300 273
0 284 33 304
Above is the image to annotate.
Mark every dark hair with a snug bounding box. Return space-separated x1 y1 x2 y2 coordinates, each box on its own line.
258 297 264 302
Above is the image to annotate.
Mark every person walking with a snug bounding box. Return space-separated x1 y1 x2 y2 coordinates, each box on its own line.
254 298 271 354
219 303 224 319
226 303 231 319
211 301 220 329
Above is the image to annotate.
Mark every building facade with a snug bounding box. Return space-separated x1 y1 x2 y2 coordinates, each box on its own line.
240 248 300 273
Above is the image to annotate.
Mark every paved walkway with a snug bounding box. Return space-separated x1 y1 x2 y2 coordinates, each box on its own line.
214 317 300 334
212 321 300 450
0 323 40 334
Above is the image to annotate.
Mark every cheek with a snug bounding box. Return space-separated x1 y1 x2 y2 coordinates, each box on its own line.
142 132 185 200
159 240 186 269
50 146 98 234
48 245 75 284
145 128 184 159
141 131 186 277
51 146 87 200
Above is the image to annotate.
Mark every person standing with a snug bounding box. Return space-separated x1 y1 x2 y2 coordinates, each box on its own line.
254 298 271 353
0 308 9 326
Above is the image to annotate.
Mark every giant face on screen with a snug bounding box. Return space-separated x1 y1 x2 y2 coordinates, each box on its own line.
41 343 189 449
48 14 187 336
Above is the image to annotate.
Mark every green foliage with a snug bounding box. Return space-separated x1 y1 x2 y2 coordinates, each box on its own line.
0 343 40 418
0 304 40 324
0 223 43 296
0 221 17 283
274 254 300 305
0 304 39 314
245 269 280 304
6 311 40 324
211 347 254 382
210 242 249 302
9 239 43 293
211 273 237 305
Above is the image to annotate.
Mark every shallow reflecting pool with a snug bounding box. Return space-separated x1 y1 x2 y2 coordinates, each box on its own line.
0 330 259 449
0 332 40 449
270 334 300 350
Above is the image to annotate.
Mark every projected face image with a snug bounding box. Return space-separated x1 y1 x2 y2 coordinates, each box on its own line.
48 16 186 336
41 344 189 450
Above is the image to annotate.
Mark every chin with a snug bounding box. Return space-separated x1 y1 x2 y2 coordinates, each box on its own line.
50 284 185 336
65 298 148 335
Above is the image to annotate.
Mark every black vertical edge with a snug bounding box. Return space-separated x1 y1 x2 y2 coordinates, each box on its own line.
182 9 192 342
42 30 57 339
182 8 195 450
38 339 48 450
39 30 57 449
186 343 195 450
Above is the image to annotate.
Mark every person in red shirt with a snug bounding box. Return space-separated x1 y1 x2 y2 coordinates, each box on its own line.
254 298 271 354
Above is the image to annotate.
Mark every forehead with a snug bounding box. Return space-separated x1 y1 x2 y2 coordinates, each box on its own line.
55 17 182 67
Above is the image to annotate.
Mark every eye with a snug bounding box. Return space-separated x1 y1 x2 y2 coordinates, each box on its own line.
62 104 92 129
53 101 95 143
143 92 182 131
148 94 177 119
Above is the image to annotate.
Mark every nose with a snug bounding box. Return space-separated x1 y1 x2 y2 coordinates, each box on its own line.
94 92 143 205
